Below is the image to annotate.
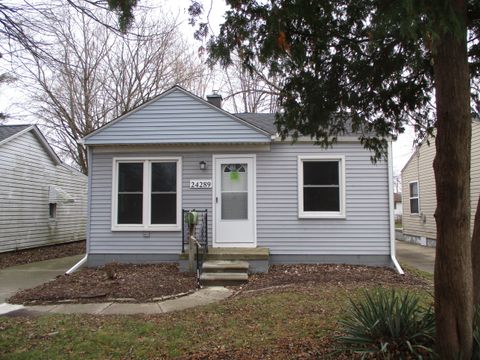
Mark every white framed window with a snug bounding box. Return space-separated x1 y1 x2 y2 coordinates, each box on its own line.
409 181 420 214
111 157 182 231
298 155 346 219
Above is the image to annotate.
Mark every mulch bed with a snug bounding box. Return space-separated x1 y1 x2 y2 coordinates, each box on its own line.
0 240 86 269
8 263 197 305
8 262 429 306
233 264 429 295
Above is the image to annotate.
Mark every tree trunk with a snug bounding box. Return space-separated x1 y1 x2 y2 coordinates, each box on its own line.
432 1 473 357
473 196 480 307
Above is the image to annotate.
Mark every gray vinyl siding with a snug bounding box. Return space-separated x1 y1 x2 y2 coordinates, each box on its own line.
90 150 212 254
256 143 390 255
0 131 87 252
84 88 270 145
88 141 390 256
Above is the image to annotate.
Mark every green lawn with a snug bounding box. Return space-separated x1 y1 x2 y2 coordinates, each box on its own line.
0 281 432 359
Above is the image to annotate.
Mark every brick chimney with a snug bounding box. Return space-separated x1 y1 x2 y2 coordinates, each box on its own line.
206 90 222 108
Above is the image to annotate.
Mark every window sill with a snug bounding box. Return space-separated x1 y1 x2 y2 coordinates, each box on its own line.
111 225 181 232
298 212 346 220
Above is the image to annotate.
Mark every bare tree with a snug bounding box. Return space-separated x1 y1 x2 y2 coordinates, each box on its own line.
220 57 281 113
0 0 137 62
18 6 207 173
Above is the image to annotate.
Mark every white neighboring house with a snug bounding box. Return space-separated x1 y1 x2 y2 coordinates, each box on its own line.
0 125 88 252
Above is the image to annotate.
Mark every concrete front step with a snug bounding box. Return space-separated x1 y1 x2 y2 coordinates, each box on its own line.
200 272 249 286
202 260 249 273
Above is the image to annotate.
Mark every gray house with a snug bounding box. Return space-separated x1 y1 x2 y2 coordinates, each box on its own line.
0 125 87 252
81 86 402 273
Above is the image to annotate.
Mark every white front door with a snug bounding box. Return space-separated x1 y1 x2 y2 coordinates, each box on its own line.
213 155 256 247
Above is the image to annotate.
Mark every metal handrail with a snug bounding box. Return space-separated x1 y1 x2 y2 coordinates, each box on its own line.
182 209 208 253
182 209 208 288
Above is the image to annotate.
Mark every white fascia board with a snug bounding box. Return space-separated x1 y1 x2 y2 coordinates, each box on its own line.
82 86 271 144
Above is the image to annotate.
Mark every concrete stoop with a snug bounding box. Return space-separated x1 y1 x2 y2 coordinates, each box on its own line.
200 260 249 286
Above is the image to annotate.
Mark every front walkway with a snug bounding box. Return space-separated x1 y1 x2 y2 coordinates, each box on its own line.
395 240 435 274
0 287 232 316
0 254 84 303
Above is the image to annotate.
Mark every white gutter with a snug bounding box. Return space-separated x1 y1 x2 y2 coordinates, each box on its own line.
66 254 87 274
66 146 92 275
388 140 404 274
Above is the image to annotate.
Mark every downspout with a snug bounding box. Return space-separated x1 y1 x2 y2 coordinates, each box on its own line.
66 145 92 274
388 139 404 274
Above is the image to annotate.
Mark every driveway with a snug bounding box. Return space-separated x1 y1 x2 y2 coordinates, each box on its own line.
395 240 435 274
0 255 83 303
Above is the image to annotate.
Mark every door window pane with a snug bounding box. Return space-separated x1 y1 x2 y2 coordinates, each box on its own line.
221 163 248 220
117 163 143 224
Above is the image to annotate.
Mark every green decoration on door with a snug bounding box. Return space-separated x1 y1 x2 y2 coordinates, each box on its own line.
230 170 240 181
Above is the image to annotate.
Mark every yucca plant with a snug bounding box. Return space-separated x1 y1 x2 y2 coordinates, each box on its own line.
336 288 435 359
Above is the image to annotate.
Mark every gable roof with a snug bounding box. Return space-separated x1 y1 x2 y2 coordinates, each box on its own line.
0 124 61 165
83 86 272 146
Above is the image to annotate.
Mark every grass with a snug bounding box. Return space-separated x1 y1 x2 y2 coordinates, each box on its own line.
0 283 432 359
400 262 434 282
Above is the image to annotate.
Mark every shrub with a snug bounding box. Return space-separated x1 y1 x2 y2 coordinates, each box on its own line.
336 288 435 358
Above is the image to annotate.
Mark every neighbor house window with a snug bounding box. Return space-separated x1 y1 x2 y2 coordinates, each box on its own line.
112 158 181 231
49 203 57 219
409 181 419 214
298 155 345 218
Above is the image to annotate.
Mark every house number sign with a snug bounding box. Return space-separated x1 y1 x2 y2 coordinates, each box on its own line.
189 180 212 189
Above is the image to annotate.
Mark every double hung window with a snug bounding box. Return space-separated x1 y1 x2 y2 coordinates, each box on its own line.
298 156 345 218
112 158 181 230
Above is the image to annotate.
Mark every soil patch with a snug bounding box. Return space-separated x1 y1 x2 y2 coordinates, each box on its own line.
234 264 429 294
8 263 196 304
0 240 86 269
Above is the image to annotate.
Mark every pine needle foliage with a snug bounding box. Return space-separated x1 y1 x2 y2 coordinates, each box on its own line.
337 289 435 359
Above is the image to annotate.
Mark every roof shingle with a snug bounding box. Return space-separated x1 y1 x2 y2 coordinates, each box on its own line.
0 125 30 142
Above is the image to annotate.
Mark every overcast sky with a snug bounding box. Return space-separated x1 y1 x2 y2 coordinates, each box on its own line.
0 0 417 178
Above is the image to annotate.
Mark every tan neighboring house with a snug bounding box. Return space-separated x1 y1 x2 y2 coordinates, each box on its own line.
401 118 480 247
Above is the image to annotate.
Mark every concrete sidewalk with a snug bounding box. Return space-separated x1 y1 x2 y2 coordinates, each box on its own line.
0 287 233 316
0 255 84 303
396 240 435 274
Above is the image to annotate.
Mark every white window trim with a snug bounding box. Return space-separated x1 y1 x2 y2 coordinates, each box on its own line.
298 155 346 219
409 180 420 215
111 157 182 231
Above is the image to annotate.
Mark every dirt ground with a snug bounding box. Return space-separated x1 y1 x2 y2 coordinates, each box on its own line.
8 262 428 305
0 241 86 269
